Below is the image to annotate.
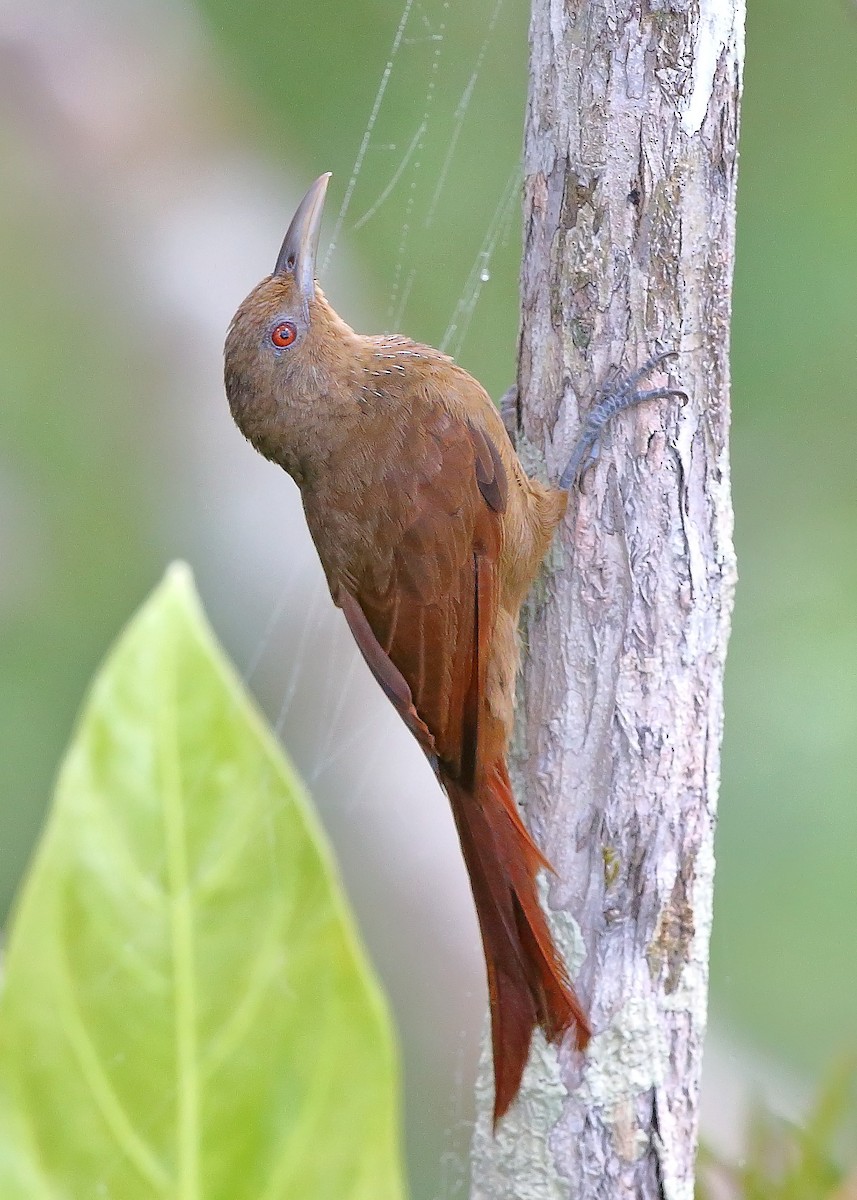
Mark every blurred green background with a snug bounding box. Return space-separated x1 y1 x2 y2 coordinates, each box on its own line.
1 0 855 1194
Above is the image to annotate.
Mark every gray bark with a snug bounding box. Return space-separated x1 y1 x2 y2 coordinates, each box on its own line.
470 2 744 1198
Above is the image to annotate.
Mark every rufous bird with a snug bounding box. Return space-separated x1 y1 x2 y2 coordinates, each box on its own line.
224 173 683 1125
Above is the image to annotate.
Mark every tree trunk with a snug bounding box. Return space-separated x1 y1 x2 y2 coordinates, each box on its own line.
470 2 743 1197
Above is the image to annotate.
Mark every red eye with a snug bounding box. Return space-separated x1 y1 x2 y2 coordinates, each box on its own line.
271 321 297 348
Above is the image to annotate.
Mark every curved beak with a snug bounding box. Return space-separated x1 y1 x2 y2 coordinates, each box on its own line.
273 172 331 300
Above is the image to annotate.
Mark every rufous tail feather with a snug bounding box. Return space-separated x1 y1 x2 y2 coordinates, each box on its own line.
444 759 590 1126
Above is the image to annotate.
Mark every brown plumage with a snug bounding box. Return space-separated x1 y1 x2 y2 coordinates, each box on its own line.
224 174 589 1126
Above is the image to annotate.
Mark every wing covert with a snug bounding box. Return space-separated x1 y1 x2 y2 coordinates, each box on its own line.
340 408 506 781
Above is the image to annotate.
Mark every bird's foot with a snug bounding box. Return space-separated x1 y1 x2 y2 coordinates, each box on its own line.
559 350 686 491
499 384 518 449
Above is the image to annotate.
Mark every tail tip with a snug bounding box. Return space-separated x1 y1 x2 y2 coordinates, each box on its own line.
491 1014 591 1130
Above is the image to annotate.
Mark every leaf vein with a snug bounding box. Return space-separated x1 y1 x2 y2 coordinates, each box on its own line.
57 948 171 1192
160 635 201 1199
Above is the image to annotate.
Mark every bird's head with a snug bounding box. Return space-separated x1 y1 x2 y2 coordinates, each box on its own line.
224 173 350 459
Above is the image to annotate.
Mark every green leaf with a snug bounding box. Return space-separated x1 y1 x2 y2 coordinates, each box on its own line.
0 564 405 1200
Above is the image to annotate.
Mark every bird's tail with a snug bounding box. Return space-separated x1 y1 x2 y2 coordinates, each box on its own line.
445 758 590 1125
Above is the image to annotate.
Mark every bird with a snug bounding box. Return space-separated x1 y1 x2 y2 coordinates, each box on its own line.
224 173 683 1126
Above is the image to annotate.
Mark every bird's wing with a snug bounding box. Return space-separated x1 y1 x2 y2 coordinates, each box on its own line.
338 406 507 786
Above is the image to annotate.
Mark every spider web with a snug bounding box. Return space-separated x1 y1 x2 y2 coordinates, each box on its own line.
238 1 524 1191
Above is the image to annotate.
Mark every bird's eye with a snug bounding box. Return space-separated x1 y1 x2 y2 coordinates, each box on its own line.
271 321 297 348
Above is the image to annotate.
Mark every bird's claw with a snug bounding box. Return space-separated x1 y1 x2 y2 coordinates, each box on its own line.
559 432 600 491
499 385 518 448
559 351 686 491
